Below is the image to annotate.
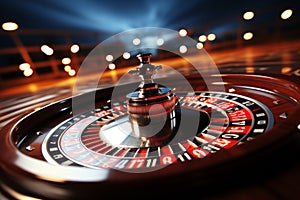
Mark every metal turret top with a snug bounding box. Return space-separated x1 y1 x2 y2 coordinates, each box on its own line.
128 53 162 85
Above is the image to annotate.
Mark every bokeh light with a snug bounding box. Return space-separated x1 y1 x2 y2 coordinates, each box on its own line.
157 38 164 46
68 69 76 76
106 54 114 62
70 44 80 53
2 22 18 31
207 33 216 41
243 11 255 20
243 32 254 40
179 45 188 53
198 35 207 42
108 63 116 70
123 52 131 59
281 9 293 20
19 63 31 71
23 68 33 77
132 38 141 45
64 65 71 72
179 29 188 37
41 45 54 56
62 57 71 65
196 42 203 49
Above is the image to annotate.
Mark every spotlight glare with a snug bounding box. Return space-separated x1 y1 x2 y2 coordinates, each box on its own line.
281 9 293 20
2 22 18 31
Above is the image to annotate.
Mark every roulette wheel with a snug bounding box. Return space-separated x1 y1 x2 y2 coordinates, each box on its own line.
1 28 300 199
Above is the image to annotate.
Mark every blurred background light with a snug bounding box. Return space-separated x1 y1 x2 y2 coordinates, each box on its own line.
156 38 164 46
281 9 293 20
68 69 76 76
23 68 33 77
108 63 116 70
243 11 255 20
243 32 254 40
70 44 80 53
198 35 207 42
64 65 71 72
178 29 188 37
2 22 18 31
132 38 141 45
122 52 131 59
41 45 54 56
62 57 71 65
207 33 216 41
0 0 299 84
179 45 187 53
106 54 114 62
196 42 203 49
19 63 31 71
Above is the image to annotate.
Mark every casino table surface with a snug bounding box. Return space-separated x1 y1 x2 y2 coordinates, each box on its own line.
0 39 300 199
